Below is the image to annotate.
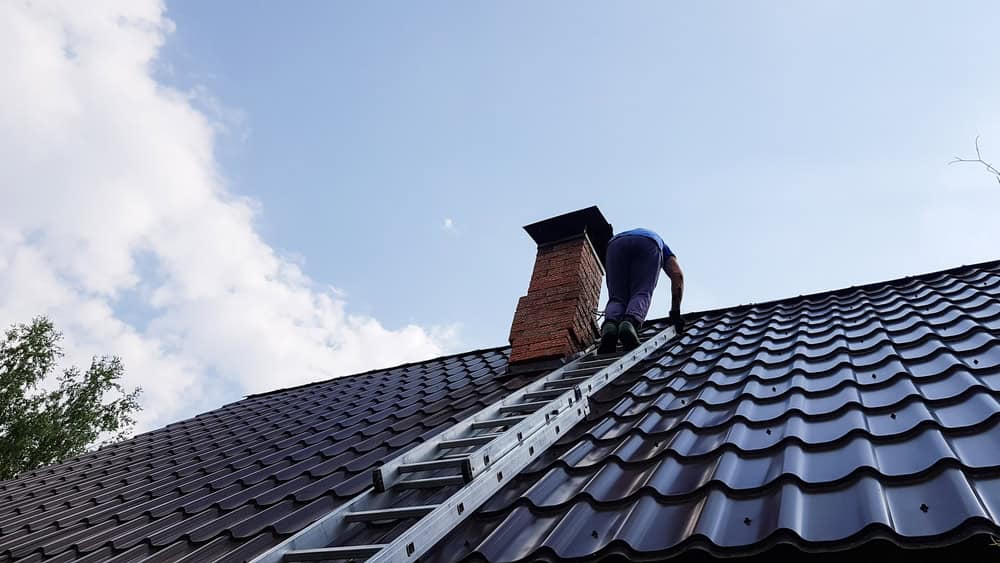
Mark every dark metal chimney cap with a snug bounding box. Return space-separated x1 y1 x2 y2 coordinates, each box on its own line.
522 206 613 266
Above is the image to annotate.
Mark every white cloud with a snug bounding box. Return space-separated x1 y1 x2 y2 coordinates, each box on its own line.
442 217 455 231
188 84 250 143
0 1 457 431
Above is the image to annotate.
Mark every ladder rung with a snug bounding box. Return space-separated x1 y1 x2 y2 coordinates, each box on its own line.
394 475 466 489
544 375 592 389
498 401 551 414
438 434 501 449
562 367 600 376
577 358 616 368
593 350 626 359
398 458 467 473
344 505 438 522
470 415 528 429
284 545 385 561
523 388 566 401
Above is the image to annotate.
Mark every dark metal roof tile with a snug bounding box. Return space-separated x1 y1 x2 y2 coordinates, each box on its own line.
147 508 220 547
171 535 235 563
288 471 348 502
104 513 183 551
934 393 1000 427
270 495 339 535
227 499 299 539
78 545 134 563
5 263 1000 562
883 469 992 537
178 483 244 515
185 505 259 544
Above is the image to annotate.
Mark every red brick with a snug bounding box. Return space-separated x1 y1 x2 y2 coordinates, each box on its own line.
509 236 603 366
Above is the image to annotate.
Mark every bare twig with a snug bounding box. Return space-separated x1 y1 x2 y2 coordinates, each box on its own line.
949 136 1000 185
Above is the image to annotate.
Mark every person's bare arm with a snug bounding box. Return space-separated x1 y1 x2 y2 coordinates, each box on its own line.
664 255 684 313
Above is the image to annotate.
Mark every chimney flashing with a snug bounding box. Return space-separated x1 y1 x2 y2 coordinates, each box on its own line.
522 206 613 267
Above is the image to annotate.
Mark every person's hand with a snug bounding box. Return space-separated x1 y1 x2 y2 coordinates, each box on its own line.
669 309 685 333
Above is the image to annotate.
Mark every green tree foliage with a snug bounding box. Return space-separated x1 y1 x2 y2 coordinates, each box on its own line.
0 317 141 480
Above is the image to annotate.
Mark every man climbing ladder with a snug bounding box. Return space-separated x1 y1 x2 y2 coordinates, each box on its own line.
599 227 685 354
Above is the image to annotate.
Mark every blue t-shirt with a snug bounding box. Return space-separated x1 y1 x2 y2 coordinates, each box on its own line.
611 228 675 268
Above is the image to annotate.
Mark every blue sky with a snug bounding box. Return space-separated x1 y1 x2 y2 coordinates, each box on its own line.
4 1 1000 429
158 1 1000 350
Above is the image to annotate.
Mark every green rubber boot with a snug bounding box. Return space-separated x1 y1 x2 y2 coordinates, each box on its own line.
597 321 619 355
618 318 640 351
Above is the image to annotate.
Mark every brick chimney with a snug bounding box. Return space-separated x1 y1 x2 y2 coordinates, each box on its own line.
507 206 612 372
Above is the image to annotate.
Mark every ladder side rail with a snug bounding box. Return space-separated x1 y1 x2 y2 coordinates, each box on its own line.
462 325 675 482
372 350 597 491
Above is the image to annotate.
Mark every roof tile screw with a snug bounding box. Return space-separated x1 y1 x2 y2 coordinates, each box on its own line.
591 530 599 538
872 373 877 379
890 413 897 419
766 429 772 435
743 517 752 525
920 503 929 512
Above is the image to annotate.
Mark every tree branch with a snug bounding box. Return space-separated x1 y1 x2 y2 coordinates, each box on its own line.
949 135 1000 185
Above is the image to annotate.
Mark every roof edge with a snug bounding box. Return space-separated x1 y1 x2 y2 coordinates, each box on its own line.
244 344 511 400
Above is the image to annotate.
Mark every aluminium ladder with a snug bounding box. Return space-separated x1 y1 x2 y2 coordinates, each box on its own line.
249 325 677 563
